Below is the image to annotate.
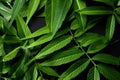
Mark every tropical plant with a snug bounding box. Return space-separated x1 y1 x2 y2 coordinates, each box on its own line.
0 0 120 80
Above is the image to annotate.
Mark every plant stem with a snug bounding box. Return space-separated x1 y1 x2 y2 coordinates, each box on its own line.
69 28 96 66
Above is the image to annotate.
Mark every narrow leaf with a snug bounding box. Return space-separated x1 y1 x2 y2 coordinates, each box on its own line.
105 15 115 41
10 0 25 27
97 64 120 80
94 67 100 80
93 53 119 65
26 0 40 24
40 47 84 66
80 6 113 15
33 66 38 80
34 35 72 59
59 59 90 80
3 47 20 62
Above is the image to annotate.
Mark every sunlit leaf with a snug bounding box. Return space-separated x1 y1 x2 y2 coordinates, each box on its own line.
40 46 84 66
26 0 40 24
3 47 20 62
45 0 72 36
80 6 113 15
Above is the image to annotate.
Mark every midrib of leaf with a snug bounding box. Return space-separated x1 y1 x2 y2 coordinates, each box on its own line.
51 0 53 33
76 0 80 10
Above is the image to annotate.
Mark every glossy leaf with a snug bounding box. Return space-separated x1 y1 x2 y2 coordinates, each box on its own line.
26 0 40 24
80 6 113 15
10 0 25 27
77 33 103 47
40 47 84 66
58 59 90 80
45 0 72 36
97 64 120 80
3 47 20 62
105 15 115 41
70 19 80 30
34 35 72 59
93 53 119 65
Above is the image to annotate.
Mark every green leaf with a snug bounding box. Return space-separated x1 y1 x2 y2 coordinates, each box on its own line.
45 0 72 36
0 2 11 20
40 47 84 66
38 0 47 10
58 59 90 80
92 53 119 65
94 67 100 80
80 6 113 15
27 33 53 48
37 64 59 77
26 0 40 24
10 0 25 27
73 0 87 29
87 38 107 54
105 15 115 41
34 35 72 59
97 64 120 80
33 66 38 80
93 0 114 7
70 19 81 30
3 47 20 62
77 33 103 47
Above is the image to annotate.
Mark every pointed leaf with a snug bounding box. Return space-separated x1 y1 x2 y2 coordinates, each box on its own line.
97 64 120 80
80 6 113 15
58 59 90 80
93 53 119 65
94 67 100 80
34 35 72 59
87 38 107 54
33 66 38 80
45 0 72 36
37 64 59 77
3 47 20 62
77 33 103 47
70 19 81 30
10 0 25 27
26 0 40 24
105 15 115 41
40 47 84 66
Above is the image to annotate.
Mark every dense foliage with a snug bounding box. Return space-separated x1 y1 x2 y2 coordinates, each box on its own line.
0 0 120 80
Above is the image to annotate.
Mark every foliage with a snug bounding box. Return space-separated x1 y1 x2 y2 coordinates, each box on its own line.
0 0 120 80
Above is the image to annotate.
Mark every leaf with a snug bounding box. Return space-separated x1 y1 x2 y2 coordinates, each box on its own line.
80 6 113 15
92 53 119 65
37 64 59 77
97 64 120 80
21 27 50 40
3 47 20 62
93 0 114 7
45 0 72 36
58 59 90 80
34 35 72 59
0 2 11 20
73 0 87 29
105 15 115 41
70 19 80 30
38 0 47 10
77 33 103 47
94 67 100 80
33 66 38 80
27 33 53 48
87 38 107 54
26 0 40 24
9 0 25 27
40 47 84 66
